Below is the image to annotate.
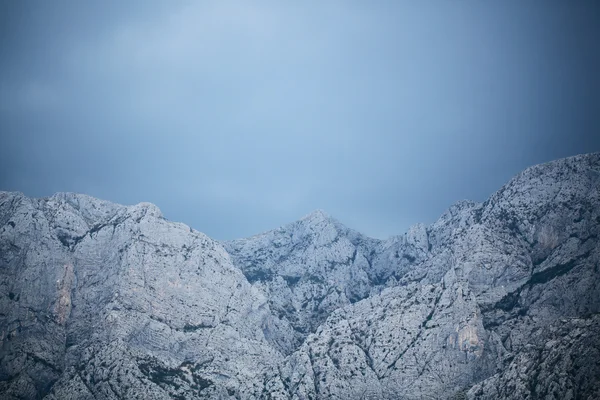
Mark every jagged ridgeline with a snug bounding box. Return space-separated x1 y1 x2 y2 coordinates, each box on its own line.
1 153 599 399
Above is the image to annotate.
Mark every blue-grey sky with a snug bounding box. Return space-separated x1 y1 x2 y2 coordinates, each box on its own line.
1 1 599 240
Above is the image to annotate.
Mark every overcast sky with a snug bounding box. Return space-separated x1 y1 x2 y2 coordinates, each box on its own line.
1 1 599 240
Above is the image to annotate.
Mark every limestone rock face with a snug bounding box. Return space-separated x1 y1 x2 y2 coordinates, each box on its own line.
0 193 281 399
223 210 382 355
1 152 599 399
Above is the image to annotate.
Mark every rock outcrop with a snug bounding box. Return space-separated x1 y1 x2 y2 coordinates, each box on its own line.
0 194 281 399
1 152 599 399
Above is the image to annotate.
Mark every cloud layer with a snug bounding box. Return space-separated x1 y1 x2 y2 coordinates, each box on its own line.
1 1 599 239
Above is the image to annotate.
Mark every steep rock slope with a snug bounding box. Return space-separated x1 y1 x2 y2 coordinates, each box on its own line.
256 153 600 399
0 193 282 399
0 152 598 399
224 211 433 355
224 211 380 354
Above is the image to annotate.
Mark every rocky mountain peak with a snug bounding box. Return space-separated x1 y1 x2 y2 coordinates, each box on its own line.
1 152 599 399
128 201 164 220
299 209 330 223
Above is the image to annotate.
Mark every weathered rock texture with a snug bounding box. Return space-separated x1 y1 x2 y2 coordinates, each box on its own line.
1 152 599 399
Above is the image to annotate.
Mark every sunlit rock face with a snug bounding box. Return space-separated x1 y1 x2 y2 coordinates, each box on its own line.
1 153 599 399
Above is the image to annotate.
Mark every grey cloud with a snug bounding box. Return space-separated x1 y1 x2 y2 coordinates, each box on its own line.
1 0 599 240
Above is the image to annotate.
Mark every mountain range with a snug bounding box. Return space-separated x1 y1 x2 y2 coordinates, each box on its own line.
1 152 599 399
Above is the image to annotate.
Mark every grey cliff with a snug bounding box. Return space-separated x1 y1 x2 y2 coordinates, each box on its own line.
1 152 599 399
